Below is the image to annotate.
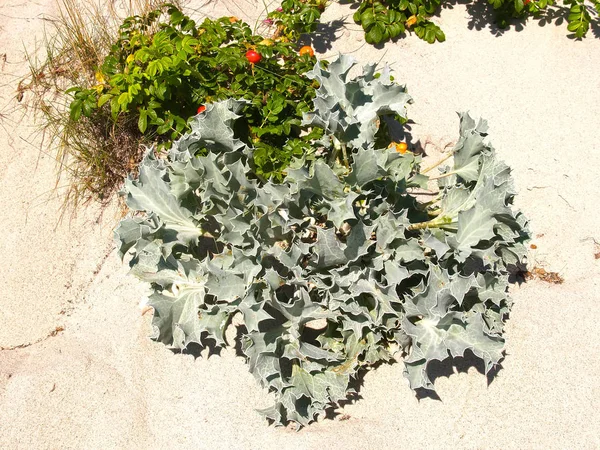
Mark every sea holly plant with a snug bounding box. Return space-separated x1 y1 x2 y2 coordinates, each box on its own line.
115 56 529 426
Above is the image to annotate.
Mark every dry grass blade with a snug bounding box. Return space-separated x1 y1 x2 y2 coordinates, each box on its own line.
19 0 179 213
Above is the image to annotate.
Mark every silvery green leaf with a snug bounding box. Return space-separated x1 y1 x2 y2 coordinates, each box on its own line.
287 159 345 199
470 244 502 268
289 365 332 411
169 156 204 198
204 259 248 302
476 273 509 306
298 342 342 362
124 151 202 245
114 215 161 259
327 192 358 228
250 353 283 391
384 260 410 285
403 314 454 364
196 305 230 346
384 150 419 183
344 221 375 263
244 327 287 358
147 282 227 349
403 266 455 318
346 147 386 187
423 230 450 258
313 227 347 268
173 98 247 157
449 273 478 305
350 278 400 320
375 211 409 249
455 206 495 250
196 153 231 199
445 313 505 372
403 360 433 390
451 112 487 182
266 243 306 271
394 238 425 262
303 55 411 149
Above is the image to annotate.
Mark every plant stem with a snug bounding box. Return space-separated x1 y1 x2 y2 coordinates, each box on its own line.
407 215 453 231
422 152 453 174
341 142 349 168
329 135 341 165
427 170 458 181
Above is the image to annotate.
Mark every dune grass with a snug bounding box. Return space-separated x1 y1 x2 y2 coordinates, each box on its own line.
21 0 180 209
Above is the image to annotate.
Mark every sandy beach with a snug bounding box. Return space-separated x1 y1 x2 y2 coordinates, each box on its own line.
1 1 599 448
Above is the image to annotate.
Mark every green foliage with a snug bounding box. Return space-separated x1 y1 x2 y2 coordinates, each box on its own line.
270 0 599 44
116 57 529 427
353 0 445 44
67 4 319 182
563 0 596 38
267 0 327 40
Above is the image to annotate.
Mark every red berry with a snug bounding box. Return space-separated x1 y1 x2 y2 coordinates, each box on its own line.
197 105 206 114
245 50 262 64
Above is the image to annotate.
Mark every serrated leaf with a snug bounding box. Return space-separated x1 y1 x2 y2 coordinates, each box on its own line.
123 151 202 246
455 206 495 250
287 159 345 199
346 147 386 186
313 227 347 268
303 55 412 149
204 259 248 302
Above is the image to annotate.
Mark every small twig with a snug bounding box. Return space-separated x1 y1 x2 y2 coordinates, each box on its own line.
407 188 439 196
557 193 576 211
0 326 64 351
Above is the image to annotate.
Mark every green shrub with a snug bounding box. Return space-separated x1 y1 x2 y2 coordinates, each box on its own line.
270 0 600 44
68 4 321 183
266 0 327 40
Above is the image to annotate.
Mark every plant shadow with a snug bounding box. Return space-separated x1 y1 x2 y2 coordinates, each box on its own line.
172 337 224 358
324 359 393 420
459 0 599 40
178 323 507 425
298 19 347 53
414 349 505 401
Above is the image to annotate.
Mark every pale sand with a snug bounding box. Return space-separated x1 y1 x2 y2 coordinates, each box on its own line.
1 1 599 448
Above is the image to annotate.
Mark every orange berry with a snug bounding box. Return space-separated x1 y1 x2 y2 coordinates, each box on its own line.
396 142 408 154
299 45 315 57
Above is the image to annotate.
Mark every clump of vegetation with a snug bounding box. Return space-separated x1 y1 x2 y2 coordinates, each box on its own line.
266 0 327 41
22 2 321 206
21 0 172 205
69 4 322 183
270 0 600 45
116 56 529 427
